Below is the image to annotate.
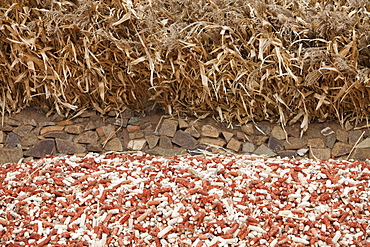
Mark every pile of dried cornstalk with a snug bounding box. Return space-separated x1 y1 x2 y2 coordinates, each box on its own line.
1 0 370 131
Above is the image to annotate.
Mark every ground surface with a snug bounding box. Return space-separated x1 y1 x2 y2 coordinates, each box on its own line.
0 152 369 246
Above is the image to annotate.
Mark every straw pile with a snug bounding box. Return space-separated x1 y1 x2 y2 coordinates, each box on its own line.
1 0 370 130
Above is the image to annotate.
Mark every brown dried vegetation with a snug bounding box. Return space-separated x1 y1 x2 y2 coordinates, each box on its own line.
0 0 370 131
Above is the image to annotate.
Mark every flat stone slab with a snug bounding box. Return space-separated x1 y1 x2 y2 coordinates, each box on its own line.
201 125 219 138
5 133 21 148
56 139 86 154
159 136 173 149
241 123 254 135
13 125 33 137
199 137 226 147
145 135 160 149
96 125 116 139
254 144 276 157
74 131 99 144
104 138 123 152
0 147 23 164
158 119 178 137
356 137 370 148
226 138 242 152
184 127 201 138
350 148 370 161
283 137 307 149
40 126 64 135
172 130 197 149
309 148 331 160
44 131 70 140
25 139 55 158
128 139 147 151
65 124 85 134
268 137 284 152
332 142 352 157
242 143 255 153
21 132 39 147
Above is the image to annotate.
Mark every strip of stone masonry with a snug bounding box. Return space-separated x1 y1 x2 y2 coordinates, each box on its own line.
0 107 370 164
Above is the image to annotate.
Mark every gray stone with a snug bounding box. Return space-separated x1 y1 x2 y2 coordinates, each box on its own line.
74 131 99 144
199 137 226 147
184 127 201 138
145 135 160 149
128 117 143 125
21 132 39 147
286 124 300 138
13 125 34 137
146 147 185 157
306 124 324 138
140 123 152 130
253 136 269 146
178 118 190 129
65 124 85 134
201 125 219 138
104 138 123 152
283 137 307 149
129 131 145 139
127 139 147 151
356 137 370 148
5 133 21 148
241 124 254 135
268 137 284 152
321 127 335 136
351 148 370 161
86 144 103 152
332 142 352 157
255 124 271 136
44 131 70 140
242 143 255 153
307 138 326 148
172 130 197 149
0 147 23 164
309 148 331 160
158 119 178 137
226 138 242 152
159 136 173 149
277 150 296 158
56 139 86 154
349 130 363 145
336 129 349 143
325 134 337 148
121 109 132 119
271 126 286 140
253 144 276 157
25 139 55 158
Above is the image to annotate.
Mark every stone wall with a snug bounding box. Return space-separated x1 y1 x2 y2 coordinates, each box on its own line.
0 107 370 164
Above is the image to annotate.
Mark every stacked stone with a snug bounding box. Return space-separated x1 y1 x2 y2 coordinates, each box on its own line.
0 108 370 164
